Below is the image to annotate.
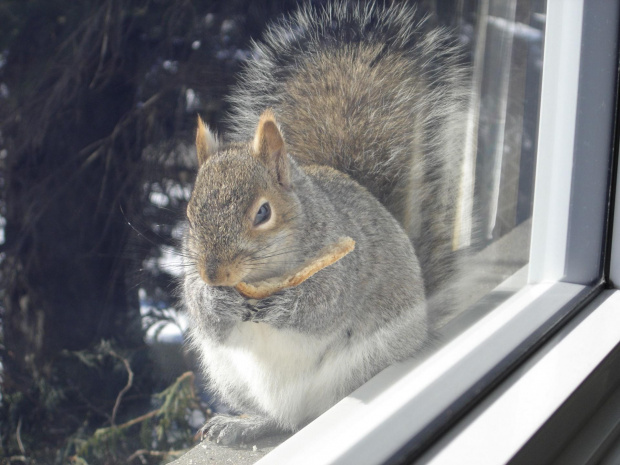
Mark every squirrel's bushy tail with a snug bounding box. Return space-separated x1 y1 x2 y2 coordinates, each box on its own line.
227 1 471 300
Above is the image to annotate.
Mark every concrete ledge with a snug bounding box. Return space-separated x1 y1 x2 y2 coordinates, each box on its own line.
167 434 290 465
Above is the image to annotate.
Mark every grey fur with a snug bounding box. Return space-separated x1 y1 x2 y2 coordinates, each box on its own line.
228 1 470 296
183 1 469 444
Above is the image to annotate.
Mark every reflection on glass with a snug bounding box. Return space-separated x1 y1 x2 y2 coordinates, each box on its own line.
441 0 546 329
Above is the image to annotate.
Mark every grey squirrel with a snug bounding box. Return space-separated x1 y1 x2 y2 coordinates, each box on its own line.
182 1 469 445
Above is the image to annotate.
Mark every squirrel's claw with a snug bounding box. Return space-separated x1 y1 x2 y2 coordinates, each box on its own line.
201 414 282 446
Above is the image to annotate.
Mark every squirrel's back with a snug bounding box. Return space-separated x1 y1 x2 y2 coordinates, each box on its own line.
227 1 470 297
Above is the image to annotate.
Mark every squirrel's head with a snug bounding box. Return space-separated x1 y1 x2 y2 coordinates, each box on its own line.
187 110 301 287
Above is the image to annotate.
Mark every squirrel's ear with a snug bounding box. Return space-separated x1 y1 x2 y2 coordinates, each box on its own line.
252 109 291 189
196 115 219 166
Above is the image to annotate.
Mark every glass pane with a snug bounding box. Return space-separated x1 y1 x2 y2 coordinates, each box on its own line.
0 0 548 462
441 0 546 327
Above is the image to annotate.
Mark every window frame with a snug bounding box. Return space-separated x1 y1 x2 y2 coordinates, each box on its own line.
255 0 620 463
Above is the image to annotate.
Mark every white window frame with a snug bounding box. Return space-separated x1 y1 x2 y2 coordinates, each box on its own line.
256 0 620 463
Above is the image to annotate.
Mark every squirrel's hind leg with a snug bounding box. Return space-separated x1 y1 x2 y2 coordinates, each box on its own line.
201 413 285 446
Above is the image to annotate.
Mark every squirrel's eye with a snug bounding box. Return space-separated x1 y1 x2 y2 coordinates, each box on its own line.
254 202 271 226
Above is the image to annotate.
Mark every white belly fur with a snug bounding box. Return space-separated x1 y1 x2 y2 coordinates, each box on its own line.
197 321 372 430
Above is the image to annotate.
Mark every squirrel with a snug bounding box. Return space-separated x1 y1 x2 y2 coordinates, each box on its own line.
182 1 470 445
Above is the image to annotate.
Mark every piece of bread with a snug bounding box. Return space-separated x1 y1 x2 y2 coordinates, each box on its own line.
236 236 356 299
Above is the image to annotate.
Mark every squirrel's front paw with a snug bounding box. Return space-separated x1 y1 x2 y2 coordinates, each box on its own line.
201 414 280 446
245 291 295 327
209 286 253 321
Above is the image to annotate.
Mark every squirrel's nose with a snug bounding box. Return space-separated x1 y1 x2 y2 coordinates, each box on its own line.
199 259 240 287
205 262 219 283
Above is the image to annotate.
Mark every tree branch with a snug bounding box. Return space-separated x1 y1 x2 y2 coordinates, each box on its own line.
108 349 134 426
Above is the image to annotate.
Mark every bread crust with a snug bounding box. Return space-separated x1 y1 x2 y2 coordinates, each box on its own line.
236 236 355 299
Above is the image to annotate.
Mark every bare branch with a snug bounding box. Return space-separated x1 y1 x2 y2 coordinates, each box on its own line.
16 417 25 455
108 349 134 427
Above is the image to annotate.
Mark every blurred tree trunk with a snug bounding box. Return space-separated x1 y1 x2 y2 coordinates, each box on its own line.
0 1 151 452
2 78 143 380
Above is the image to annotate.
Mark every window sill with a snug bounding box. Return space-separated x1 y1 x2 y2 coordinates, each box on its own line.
420 289 620 464
256 281 591 465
